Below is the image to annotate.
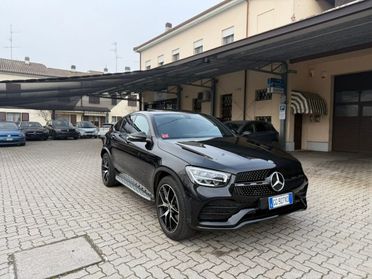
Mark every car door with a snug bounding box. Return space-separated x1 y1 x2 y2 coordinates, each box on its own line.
110 114 158 190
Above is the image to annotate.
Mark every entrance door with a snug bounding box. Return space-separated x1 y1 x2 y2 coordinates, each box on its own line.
221 94 232 122
333 71 372 153
294 114 303 150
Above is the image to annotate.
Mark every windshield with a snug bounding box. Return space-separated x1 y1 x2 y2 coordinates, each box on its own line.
53 120 72 128
80 121 96 128
21 122 42 128
153 113 233 140
0 122 18 130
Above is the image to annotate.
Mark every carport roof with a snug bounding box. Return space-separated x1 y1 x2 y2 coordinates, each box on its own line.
1 0 372 108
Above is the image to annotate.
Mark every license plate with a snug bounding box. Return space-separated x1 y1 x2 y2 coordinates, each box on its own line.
268 193 293 210
6 138 13 141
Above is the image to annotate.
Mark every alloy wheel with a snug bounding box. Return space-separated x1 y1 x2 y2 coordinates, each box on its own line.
157 184 179 233
101 157 110 183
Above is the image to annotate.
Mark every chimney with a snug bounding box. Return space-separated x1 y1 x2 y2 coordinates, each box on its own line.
124 66 131 73
165 22 172 31
24 56 30 65
70 65 76 71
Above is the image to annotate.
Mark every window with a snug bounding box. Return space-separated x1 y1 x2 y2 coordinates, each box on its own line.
133 115 149 135
255 116 272 123
153 113 232 139
192 98 202 113
221 94 232 122
6 112 21 122
172 49 180 61
242 123 254 134
89 95 100 104
121 115 140 134
158 55 164 66
255 89 272 101
127 94 137 107
193 39 203 54
222 26 234 45
145 60 151 70
111 116 122 123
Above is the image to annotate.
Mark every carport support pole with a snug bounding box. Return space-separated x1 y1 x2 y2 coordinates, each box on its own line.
51 110 56 120
211 78 217 116
176 86 182 110
280 63 288 150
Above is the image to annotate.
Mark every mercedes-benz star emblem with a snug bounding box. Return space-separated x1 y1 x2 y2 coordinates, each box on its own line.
270 172 285 192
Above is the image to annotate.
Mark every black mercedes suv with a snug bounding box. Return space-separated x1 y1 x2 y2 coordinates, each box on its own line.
101 111 308 240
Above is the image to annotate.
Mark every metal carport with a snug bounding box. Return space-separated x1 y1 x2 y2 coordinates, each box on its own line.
1 0 372 143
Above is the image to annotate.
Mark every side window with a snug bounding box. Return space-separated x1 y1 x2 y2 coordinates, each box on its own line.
241 123 254 133
121 115 140 134
133 115 150 135
114 118 123 131
255 122 269 132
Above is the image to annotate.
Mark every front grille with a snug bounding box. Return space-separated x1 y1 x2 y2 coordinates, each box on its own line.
233 174 305 197
199 200 242 221
235 169 271 182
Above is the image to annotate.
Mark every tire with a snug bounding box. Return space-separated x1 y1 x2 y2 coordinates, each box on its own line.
156 176 195 241
73 136 79 140
20 142 26 146
101 153 118 187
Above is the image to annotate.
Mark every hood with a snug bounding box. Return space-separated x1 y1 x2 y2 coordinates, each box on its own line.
0 129 23 136
158 136 302 175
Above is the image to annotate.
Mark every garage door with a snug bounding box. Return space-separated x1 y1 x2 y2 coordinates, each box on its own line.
333 71 372 153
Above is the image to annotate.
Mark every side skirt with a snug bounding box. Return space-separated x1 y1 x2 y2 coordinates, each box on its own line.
115 173 154 201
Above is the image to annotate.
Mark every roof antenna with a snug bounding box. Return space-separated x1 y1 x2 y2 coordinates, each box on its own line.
4 24 20 59
110 42 122 72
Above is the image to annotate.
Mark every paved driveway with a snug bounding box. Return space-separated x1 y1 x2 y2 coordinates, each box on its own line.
0 140 370 278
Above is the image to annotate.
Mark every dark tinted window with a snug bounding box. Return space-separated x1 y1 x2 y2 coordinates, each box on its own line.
241 123 254 133
53 120 71 128
255 122 273 132
114 119 123 131
153 113 232 139
225 122 241 133
121 115 140 134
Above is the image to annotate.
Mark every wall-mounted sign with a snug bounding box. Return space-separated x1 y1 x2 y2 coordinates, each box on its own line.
267 78 284 94
279 104 286 120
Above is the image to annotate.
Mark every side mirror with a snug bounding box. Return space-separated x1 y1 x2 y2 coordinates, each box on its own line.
127 131 147 142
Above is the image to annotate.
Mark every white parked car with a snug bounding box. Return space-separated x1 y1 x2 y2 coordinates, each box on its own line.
76 121 98 138
98 123 113 140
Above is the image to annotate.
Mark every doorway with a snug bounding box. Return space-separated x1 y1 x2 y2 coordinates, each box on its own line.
294 114 303 150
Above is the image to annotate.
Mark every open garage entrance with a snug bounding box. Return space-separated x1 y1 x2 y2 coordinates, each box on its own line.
333 71 372 153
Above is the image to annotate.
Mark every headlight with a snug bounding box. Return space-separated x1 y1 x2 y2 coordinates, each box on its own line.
185 166 231 187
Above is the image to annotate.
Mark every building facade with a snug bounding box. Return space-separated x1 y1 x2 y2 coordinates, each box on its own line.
0 57 138 126
134 0 372 153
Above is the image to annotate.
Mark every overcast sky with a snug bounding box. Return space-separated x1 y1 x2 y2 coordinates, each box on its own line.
0 0 220 73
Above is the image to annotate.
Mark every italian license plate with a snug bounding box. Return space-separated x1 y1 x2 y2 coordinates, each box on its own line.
268 193 293 210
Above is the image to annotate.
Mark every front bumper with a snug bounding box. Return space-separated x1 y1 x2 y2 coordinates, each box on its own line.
0 137 25 145
25 132 48 140
54 130 80 139
184 175 308 230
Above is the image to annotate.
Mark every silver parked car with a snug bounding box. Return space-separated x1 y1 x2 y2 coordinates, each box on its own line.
98 123 113 141
76 121 98 138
